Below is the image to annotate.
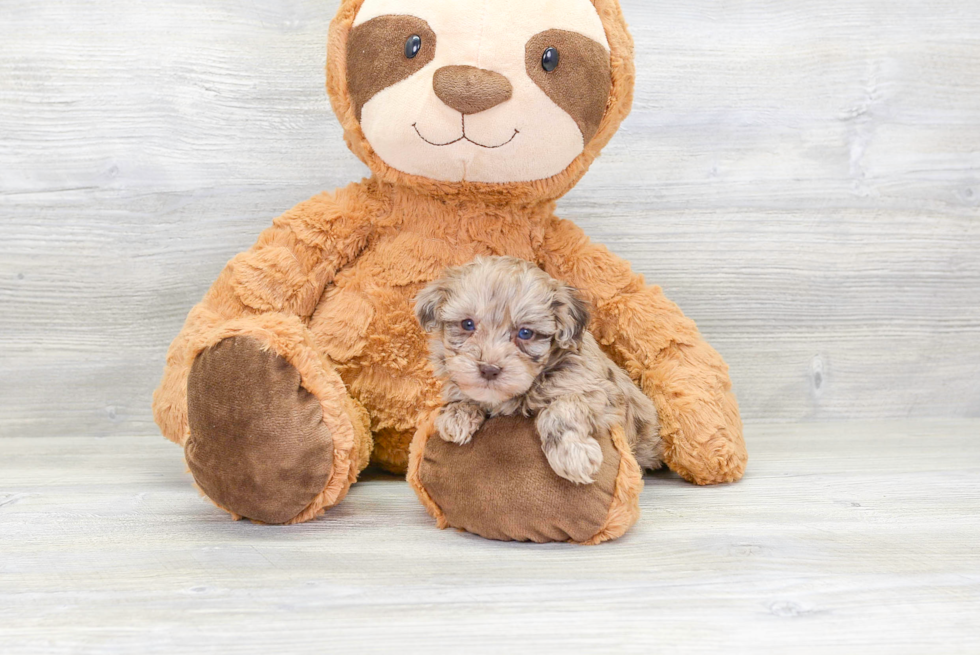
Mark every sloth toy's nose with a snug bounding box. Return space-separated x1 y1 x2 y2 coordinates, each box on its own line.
433 66 513 115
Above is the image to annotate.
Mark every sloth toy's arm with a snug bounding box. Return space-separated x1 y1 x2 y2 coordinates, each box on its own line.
152 184 378 448
537 217 747 485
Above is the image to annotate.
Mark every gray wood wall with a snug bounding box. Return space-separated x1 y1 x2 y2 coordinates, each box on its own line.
2 0 978 439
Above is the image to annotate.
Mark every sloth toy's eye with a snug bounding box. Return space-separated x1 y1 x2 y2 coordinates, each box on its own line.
541 47 560 72
405 34 422 59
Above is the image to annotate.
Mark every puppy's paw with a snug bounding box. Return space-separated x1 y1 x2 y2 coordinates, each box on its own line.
542 433 603 485
435 402 485 446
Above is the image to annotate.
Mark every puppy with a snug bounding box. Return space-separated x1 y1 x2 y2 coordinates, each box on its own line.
414 256 662 484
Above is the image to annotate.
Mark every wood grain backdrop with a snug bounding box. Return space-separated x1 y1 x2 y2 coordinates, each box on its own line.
1 0 978 439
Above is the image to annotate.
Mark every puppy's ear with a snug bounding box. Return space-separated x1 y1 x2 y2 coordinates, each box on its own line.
414 281 450 333
553 284 590 349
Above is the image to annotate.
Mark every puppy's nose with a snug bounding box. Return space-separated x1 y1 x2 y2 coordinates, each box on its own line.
433 66 513 115
479 364 502 381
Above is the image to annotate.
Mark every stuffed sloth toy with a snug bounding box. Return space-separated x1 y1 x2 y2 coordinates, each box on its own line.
153 0 748 543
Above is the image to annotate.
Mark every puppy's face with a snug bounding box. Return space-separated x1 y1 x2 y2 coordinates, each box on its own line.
415 257 589 405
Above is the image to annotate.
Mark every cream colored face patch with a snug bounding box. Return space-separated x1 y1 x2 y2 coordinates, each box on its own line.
349 0 611 184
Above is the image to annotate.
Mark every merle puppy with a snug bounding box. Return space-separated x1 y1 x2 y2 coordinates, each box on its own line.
414 256 662 484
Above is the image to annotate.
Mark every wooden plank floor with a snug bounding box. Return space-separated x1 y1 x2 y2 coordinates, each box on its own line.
1 421 978 654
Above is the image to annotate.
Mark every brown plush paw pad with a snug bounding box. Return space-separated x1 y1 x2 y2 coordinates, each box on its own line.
185 336 333 524
419 415 621 543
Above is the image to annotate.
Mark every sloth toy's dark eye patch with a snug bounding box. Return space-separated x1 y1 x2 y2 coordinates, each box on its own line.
525 29 611 145
347 15 436 121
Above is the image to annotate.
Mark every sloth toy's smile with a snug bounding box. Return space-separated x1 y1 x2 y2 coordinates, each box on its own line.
412 117 520 150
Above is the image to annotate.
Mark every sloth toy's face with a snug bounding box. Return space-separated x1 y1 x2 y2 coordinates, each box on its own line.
346 0 611 184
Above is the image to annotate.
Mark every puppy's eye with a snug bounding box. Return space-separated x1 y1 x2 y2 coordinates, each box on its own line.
405 34 422 59
517 328 534 340
541 47 560 72
461 319 476 332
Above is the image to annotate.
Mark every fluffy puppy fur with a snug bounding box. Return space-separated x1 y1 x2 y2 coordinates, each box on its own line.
415 256 662 484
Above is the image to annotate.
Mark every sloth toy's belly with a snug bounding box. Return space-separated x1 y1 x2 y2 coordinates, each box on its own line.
306 230 483 472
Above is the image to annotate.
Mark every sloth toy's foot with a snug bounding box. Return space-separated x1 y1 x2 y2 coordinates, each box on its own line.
410 415 644 544
184 336 335 524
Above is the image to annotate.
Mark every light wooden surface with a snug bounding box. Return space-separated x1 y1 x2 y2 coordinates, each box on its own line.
0 0 978 439
1 421 978 654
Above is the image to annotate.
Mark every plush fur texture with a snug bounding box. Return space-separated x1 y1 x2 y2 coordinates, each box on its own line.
152 0 747 531
415 256 662 485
